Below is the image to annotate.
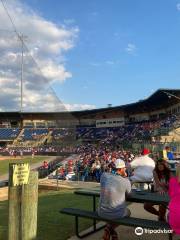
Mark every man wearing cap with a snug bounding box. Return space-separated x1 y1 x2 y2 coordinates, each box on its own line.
98 159 131 240
130 148 155 184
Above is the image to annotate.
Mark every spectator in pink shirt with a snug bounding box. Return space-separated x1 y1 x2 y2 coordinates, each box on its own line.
168 164 180 235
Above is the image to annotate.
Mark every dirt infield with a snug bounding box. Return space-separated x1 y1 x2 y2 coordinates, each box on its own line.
0 156 23 161
0 187 8 201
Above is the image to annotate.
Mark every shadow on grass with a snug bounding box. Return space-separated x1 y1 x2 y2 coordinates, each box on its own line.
0 190 97 240
0 200 8 240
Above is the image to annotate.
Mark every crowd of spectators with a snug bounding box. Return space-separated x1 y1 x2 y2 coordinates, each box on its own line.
0 114 178 150
54 144 158 182
52 128 75 140
76 114 178 144
38 158 64 178
0 145 76 156
54 142 179 183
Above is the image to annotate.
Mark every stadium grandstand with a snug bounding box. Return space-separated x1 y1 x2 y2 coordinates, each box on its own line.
0 88 179 152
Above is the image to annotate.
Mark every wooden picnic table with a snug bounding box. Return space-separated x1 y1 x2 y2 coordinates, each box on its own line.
60 189 171 239
74 189 169 206
74 188 170 235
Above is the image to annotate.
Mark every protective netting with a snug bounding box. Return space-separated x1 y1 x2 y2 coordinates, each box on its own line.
0 31 72 113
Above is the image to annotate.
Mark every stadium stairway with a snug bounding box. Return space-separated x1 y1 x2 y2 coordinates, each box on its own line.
169 127 180 141
46 130 53 144
35 131 52 146
13 128 24 145
156 127 180 143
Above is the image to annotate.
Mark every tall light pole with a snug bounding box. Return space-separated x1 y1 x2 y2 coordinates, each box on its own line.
20 35 24 112
19 35 27 112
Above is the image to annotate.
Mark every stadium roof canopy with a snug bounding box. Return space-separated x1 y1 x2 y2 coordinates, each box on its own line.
0 89 180 119
71 88 180 116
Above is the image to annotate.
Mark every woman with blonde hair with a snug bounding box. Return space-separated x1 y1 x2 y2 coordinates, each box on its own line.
168 164 180 235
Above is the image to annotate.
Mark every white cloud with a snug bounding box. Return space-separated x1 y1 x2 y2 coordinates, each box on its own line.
125 43 137 54
22 90 92 112
177 3 180 11
0 0 79 112
40 61 72 82
64 103 96 111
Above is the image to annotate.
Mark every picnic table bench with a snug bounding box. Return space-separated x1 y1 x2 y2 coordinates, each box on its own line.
60 208 172 239
60 189 172 239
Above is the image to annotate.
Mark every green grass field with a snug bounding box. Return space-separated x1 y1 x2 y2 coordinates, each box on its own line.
0 189 97 240
0 156 51 176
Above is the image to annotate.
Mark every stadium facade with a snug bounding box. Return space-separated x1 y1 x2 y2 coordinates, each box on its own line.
0 89 180 128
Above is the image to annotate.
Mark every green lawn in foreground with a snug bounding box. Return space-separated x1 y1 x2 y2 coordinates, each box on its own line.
0 189 97 240
0 156 50 176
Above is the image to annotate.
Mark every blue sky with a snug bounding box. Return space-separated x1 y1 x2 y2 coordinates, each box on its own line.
1 0 180 111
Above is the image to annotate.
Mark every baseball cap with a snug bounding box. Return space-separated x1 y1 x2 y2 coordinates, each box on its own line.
114 159 126 169
142 148 150 155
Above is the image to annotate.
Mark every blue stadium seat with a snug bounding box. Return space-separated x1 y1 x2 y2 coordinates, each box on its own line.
22 128 48 140
0 128 20 140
